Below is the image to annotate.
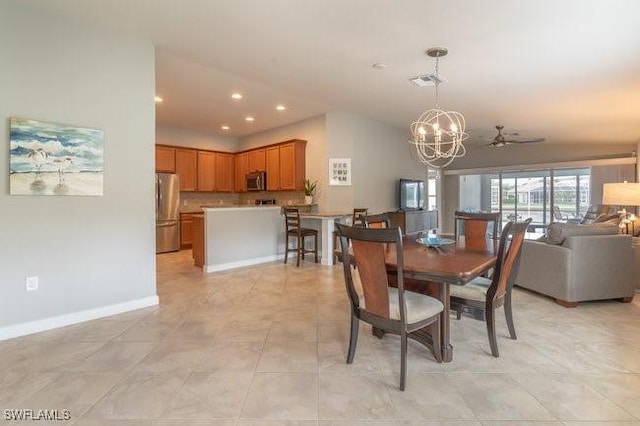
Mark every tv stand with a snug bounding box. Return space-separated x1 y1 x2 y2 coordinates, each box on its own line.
387 210 438 235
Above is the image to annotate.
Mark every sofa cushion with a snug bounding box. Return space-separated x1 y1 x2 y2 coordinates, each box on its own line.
546 223 618 245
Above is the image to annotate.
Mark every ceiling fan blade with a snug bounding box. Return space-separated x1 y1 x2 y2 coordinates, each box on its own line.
504 137 545 143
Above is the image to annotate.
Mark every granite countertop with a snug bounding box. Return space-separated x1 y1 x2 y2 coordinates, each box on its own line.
180 203 316 214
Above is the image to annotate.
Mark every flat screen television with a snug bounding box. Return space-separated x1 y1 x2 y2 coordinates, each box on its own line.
398 179 425 211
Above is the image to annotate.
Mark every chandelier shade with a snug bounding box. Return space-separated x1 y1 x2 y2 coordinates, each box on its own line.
409 47 467 169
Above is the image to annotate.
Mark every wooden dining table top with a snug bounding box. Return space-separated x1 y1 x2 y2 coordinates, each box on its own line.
383 235 498 286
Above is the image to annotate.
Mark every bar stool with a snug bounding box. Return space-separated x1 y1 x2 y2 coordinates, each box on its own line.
284 207 318 267
333 208 369 263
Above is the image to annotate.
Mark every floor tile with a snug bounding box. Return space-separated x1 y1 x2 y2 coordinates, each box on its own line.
510 373 636 421
241 373 318 420
318 373 396 420
161 372 253 419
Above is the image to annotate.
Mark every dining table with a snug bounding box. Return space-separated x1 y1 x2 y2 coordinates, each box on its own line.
383 235 497 362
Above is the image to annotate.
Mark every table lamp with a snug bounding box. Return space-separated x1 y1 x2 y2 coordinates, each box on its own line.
602 181 640 235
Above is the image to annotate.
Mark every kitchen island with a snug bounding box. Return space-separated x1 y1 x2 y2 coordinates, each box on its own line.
200 206 282 272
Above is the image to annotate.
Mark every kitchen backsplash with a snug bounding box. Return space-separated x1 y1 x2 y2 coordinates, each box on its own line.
180 191 307 211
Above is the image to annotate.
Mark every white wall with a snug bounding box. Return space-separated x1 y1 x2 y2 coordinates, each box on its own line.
325 112 427 213
0 3 157 335
156 125 238 152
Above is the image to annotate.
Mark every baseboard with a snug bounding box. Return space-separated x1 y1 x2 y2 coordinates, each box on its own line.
205 254 284 273
0 295 159 342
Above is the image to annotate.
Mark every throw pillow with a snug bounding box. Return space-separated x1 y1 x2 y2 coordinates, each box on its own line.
546 222 618 245
594 213 621 225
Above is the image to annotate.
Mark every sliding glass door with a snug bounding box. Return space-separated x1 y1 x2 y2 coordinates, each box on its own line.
460 167 590 230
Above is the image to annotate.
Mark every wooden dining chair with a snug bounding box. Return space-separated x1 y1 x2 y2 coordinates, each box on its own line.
454 211 501 250
335 223 443 391
284 207 318 267
363 212 390 228
332 208 370 264
352 208 369 227
449 218 531 357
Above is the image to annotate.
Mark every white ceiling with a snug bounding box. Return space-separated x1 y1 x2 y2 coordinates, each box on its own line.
26 0 640 146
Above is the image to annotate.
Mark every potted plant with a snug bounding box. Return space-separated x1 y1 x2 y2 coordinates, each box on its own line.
304 178 317 204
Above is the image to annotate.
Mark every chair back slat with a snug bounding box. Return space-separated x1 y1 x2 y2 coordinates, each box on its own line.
490 219 531 300
454 211 500 249
351 239 390 318
285 207 301 232
352 208 369 227
364 213 390 229
336 223 405 321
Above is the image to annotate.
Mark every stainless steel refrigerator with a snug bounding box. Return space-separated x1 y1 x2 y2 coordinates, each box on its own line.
156 173 180 253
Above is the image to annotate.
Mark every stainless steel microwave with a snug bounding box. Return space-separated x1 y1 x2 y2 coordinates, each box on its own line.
246 171 266 191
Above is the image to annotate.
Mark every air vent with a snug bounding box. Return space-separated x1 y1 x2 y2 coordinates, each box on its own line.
410 74 446 87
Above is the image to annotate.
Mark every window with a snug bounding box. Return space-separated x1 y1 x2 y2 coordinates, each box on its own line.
427 170 438 210
459 167 590 230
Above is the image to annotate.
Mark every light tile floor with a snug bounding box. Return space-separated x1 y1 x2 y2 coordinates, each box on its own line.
2 250 640 425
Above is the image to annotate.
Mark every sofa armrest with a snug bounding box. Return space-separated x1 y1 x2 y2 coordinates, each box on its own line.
563 234 634 301
515 240 572 300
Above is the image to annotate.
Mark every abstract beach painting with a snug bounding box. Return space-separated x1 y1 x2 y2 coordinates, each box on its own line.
9 118 104 196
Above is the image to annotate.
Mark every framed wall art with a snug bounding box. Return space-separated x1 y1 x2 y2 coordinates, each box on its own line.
328 157 351 186
9 117 104 196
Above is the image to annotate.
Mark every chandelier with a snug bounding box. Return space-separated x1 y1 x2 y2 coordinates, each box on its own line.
410 47 468 169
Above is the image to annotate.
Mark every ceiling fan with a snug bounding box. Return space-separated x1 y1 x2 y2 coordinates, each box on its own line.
488 125 545 147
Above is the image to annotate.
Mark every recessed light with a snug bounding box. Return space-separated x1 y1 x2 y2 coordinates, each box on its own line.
245 116 254 122
154 95 163 103
372 63 387 70
221 125 230 131
276 105 286 111
231 93 243 100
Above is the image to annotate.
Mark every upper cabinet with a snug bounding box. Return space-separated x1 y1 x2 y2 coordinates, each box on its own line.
215 152 234 192
248 148 266 172
175 149 197 191
156 139 305 193
279 140 306 190
265 140 306 191
155 146 175 173
265 146 280 191
197 151 216 192
234 152 249 193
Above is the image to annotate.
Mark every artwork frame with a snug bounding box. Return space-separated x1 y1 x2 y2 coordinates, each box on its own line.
328 157 351 186
9 117 104 196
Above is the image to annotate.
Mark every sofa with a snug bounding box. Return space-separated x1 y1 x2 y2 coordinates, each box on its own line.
515 223 635 307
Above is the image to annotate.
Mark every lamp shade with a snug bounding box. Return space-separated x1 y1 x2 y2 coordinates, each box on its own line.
602 182 640 206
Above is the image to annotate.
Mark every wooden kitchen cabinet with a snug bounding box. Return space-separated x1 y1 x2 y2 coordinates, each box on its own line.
234 152 248 192
192 214 205 267
197 151 216 191
279 140 306 190
155 145 175 173
248 148 266 172
215 152 234 192
265 145 280 190
264 140 306 191
175 148 197 191
180 213 194 249
158 140 305 193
